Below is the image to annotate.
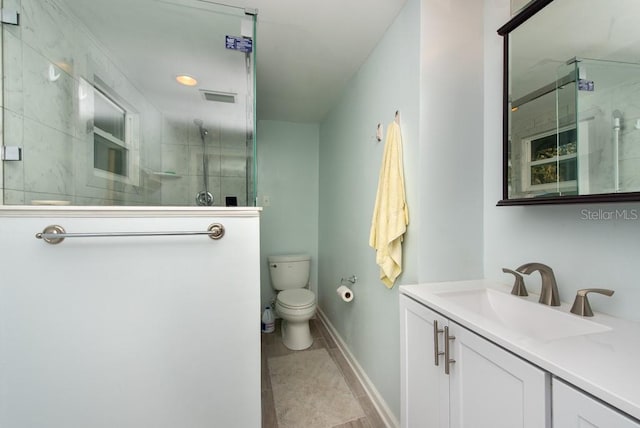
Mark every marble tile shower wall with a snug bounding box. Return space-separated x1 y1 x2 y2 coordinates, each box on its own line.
160 117 248 206
2 0 250 206
579 76 640 193
2 0 163 205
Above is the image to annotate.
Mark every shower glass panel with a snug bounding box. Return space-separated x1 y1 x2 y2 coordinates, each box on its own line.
507 56 640 199
1 0 256 206
509 60 579 198
575 58 640 195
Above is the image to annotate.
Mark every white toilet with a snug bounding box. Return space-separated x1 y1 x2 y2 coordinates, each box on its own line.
268 254 316 350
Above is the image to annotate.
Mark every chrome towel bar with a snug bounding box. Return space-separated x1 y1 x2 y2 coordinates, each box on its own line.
35 223 225 245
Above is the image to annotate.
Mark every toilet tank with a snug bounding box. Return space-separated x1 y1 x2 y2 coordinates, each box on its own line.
268 254 311 290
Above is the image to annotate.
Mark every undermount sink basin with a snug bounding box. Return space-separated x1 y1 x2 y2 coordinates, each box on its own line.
434 288 611 342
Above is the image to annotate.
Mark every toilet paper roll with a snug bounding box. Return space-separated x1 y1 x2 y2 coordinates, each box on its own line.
337 285 354 302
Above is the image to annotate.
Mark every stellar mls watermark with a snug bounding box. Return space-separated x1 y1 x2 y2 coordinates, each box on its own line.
580 209 639 221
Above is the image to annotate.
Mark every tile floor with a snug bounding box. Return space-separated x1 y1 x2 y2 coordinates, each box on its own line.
262 318 387 428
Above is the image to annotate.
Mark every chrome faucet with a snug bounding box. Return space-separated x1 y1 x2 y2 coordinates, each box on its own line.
516 262 561 306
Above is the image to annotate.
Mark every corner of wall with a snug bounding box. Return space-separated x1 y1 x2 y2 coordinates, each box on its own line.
318 0 421 420
257 120 320 310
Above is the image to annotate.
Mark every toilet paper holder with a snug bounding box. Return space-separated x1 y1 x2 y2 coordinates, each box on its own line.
337 276 357 303
341 275 357 285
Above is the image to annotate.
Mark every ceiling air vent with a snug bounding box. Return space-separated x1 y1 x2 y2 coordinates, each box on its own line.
200 90 236 104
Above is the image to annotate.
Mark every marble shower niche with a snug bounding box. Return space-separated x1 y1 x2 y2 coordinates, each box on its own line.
0 0 256 207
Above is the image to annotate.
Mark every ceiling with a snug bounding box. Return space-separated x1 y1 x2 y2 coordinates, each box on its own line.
59 0 408 124
237 0 408 122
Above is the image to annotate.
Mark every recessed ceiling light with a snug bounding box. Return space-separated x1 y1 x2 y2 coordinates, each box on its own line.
176 74 198 86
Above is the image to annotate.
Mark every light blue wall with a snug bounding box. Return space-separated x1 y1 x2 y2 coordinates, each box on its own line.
318 0 421 419
483 0 640 322
417 0 485 282
318 0 486 420
257 120 319 310
261 0 640 425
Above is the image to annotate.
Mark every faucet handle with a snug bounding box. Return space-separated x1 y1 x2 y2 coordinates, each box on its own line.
502 268 528 297
570 288 615 317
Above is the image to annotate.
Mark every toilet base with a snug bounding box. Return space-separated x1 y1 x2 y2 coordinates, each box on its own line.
281 319 313 350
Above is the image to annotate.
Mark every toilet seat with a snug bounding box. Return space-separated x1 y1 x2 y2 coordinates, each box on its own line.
277 289 315 310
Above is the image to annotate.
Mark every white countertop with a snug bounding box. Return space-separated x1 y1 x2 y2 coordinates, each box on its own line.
400 280 640 421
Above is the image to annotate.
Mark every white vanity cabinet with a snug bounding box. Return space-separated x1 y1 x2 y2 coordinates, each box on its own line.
401 280 640 426
400 295 550 428
553 379 640 427
401 294 451 427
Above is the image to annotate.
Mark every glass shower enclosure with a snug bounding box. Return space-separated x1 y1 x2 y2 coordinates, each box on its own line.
509 55 640 198
573 58 640 195
0 0 256 206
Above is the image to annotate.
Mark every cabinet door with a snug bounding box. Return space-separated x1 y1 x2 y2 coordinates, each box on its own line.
553 378 640 427
400 295 450 428
448 322 550 428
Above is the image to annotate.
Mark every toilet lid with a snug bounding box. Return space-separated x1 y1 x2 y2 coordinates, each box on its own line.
278 289 315 308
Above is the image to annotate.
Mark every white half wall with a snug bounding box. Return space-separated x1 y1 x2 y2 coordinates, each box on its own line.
0 208 261 428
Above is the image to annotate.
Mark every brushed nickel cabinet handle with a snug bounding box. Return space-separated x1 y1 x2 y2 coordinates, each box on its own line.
444 326 456 375
433 320 444 366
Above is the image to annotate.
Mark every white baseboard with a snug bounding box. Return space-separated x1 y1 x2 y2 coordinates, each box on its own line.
317 308 400 428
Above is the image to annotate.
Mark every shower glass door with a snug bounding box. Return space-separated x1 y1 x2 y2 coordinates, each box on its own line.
1 0 256 206
575 58 640 195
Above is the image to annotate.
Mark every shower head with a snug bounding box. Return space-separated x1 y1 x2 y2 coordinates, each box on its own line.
193 118 209 138
613 110 623 130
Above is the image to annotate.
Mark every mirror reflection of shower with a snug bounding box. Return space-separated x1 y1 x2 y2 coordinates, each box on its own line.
194 119 214 206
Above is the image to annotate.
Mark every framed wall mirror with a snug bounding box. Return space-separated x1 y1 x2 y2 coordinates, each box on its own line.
498 0 640 205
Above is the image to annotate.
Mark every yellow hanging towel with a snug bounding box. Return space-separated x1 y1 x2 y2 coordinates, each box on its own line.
369 120 409 288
